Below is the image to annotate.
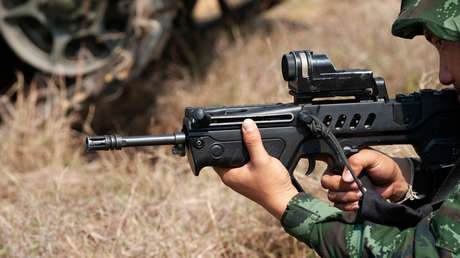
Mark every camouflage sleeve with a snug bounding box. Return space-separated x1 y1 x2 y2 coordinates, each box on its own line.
280 192 460 257
280 192 362 257
429 181 460 256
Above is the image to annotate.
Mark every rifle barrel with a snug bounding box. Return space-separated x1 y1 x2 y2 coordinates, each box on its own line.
86 133 186 151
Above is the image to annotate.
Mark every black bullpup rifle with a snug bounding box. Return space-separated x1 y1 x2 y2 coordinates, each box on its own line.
86 50 460 194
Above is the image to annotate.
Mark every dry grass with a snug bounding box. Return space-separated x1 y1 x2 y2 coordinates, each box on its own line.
0 0 439 257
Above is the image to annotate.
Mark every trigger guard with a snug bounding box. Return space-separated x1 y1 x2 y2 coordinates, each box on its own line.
305 157 316 176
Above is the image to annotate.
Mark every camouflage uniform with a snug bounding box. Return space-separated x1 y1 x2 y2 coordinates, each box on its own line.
281 176 460 257
281 1 460 257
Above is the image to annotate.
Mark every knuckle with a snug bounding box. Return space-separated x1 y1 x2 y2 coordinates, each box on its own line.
348 154 362 166
338 181 351 191
219 172 235 186
359 148 375 156
320 176 329 189
219 174 230 185
333 203 345 210
244 137 257 146
321 174 338 190
354 191 363 199
327 191 336 201
345 192 359 202
244 132 261 144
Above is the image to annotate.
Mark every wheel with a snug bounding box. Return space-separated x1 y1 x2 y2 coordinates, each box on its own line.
0 0 133 76
0 0 178 101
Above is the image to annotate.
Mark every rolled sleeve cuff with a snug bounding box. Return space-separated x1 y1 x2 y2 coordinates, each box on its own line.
280 192 355 244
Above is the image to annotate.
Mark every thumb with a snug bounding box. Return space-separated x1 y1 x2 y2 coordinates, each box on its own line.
242 119 269 165
342 152 369 183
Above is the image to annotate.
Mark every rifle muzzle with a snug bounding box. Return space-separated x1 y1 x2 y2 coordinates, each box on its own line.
86 133 186 151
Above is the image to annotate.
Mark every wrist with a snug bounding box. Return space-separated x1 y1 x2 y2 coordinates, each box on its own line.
390 158 424 204
262 188 299 220
389 158 412 202
390 180 409 202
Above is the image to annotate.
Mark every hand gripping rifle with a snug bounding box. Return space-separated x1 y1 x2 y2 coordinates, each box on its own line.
86 50 460 203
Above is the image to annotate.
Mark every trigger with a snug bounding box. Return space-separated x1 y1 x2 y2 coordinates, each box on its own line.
305 157 316 176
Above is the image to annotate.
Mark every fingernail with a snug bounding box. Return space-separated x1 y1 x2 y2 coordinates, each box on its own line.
356 190 363 198
243 119 255 132
343 169 353 181
352 202 360 209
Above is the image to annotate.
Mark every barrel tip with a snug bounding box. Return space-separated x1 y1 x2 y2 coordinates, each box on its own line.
85 135 107 151
85 135 120 151
85 136 92 151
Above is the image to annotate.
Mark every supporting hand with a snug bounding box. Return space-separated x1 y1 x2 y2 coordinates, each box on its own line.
213 119 299 220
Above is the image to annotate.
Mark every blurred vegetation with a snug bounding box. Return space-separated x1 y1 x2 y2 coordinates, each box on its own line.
0 0 440 256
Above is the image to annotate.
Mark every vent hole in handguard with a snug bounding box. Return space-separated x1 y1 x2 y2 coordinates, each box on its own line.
335 114 347 129
364 113 376 129
323 115 333 127
349 114 361 129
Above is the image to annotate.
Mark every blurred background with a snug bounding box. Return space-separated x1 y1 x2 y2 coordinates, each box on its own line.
0 0 439 256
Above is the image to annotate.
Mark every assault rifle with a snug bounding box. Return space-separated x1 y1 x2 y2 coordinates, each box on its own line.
86 50 460 193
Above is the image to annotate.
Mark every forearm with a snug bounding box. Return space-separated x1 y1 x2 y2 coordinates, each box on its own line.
258 187 298 220
281 192 358 256
391 157 413 201
281 192 431 257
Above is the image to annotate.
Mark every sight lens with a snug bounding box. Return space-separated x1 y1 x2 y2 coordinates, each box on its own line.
281 53 296 81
